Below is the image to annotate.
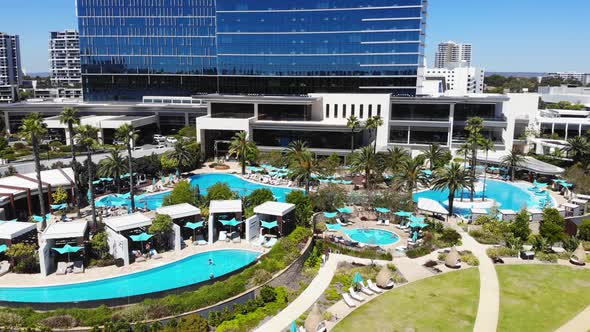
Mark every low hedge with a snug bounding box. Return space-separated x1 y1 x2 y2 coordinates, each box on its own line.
0 227 312 329
486 247 519 259
320 240 392 261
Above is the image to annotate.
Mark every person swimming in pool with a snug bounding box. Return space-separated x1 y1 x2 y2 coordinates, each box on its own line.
209 258 214 265
209 272 214 279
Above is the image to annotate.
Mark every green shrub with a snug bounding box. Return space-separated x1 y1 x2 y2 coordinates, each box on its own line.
149 213 174 251
163 181 199 206
406 246 432 258
259 286 277 303
39 315 79 329
439 228 461 246
5 242 38 273
204 182 237 204
486 247 519 259
162 314 209 332
460 252 479 266
578 219 590 241
244 188 275 217
311 184 346 212
536 252 558 263
320 240 392 260
0 311 23 328
286 190 313 226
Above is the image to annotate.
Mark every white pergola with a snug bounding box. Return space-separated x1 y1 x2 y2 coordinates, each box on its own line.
0 221 37 243
156 203 201 220
43 220 88 242
104 212 152 233
253 201 295 217
208 200 242 244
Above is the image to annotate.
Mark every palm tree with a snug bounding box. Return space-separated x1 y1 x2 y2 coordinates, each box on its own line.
289 150 317 194
76 124 99 229
350 146 377 189
457 142 472 201
365 115 384 153
98 148 127 193
423 144 445 171
466 117 485 201
346 115 361 156
566 136 590 164
385 146 409 175
501 149 526 181
115 123 139 211
283 140 308 164
19 113 48 229
432 163 475 216
396 155 426 195
480 139 495 200
58 107 81 216
170 141 193 172
228 131 257 175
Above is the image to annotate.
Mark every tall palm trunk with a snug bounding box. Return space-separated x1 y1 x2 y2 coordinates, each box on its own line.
461 150 468 202
127 144 135 212
483 150 489 200
470 146 477 202
116 173 121 194
241 154 246 175
373 129 378 153
305 177 310 195
87 148 97 230
350 129 355 155
448 189 455 216
32 134 47 230
68 123 81 217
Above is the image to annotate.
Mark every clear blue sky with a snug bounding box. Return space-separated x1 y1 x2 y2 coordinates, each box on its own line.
3 0 590 73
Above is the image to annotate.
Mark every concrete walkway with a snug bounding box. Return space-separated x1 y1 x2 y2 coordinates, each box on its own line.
555 304 590 332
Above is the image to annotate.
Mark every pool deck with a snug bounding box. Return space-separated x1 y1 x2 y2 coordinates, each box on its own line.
323 219 410 254
0 241 264 288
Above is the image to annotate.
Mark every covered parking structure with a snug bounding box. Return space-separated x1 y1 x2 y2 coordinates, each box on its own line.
208 200 243 244
39 220 89 276
44 114 157 146
104 213 154 265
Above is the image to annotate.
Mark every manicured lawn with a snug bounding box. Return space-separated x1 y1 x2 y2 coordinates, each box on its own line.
333 268 480 332
497 264 590 332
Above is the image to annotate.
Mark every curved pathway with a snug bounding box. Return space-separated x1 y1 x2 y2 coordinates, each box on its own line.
555 304 590 332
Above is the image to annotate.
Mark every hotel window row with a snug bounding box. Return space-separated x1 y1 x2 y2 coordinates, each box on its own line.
325 104 381 119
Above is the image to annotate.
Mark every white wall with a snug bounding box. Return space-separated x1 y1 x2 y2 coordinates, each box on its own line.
106 227 129 266
501 93 540 151
245 215 260 242
38 240 53 277
171 223 181 252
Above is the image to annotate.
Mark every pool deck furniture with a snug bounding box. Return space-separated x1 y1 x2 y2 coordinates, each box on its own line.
251 201 296 241
194 235 207 245
55 262 68 275
0 261 10 276
367 279 382 293
348 287 365 302
73 261 84 274
251 234 267 246
359 281 374 296
342 293 357 307
520 251 535 260
209 200 243 245
263 237 277 248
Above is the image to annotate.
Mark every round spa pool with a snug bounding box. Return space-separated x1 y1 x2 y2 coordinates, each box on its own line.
344 228 400 246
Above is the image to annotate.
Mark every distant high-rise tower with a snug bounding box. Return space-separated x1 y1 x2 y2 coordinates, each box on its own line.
434 41 472 68
49 30 81 87
0 32 23 86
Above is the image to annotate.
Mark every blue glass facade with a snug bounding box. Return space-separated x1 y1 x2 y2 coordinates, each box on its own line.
78 0 427 101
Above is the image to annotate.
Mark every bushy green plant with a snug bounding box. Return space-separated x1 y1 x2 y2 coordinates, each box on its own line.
439 228 461 246
162 314 209 332
486 247 519 259
162 181 199 206
149 214 173 251
5 242 39 273
405 246 432 258
460 252 479 266
204 182 237 204
39 315 79 329
578 219 590 241
311 184 346 212
0 312 23 328
286 190 313 226
52 186 69 204
259 286 277 303
511 209 531 241
244 188 275 217
536 252 558 263
320 240 392 260
90 231 110 260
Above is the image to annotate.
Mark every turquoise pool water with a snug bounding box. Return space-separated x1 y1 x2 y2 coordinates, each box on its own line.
413 179 550 215
190 173 294 202
0 249 259 303
344 228 400 246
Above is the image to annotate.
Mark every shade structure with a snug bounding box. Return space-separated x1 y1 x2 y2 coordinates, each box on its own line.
375 207 391 213
304 304 323 332
52 244 83 262
33 214 52 222
533 180 548 188
290 321 298 332
417 198 449 215
130 232 153 242
185 221 204 230
92 180 101 185
219 218 242 227
353 272 364 284
409 221 428 229
421 169 433 176
571 243 587 266
50 203 68 210
121 172 137 179
488 166 500 171
376 265 393 288
323 212 338 218
394 211 412 217
408 215 425 223
445 246 461 268
261 220 278 229
100 177 113 182
337 207 353 214
0 244 8 253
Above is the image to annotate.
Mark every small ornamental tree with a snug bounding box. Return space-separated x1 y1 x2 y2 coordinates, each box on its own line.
52 186 69 205
205 182 237 205
511 209 532 241
163 181 199 207
578 219 590 241
286 190 313 226
149 213 173 251
244 188 275 217
6 243 39 273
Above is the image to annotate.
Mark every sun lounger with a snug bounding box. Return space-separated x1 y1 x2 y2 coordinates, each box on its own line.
194 234 207 245
359 281 374 295
252 234 267 246
342 293 357 307
135 256 146 263
55 261 68 275
336 218 352 226
263 237 278 248
367 279 383 293
0 261 10 276
218 231 228 242
73 261 84 274
232 233 242 243
348 287 365 302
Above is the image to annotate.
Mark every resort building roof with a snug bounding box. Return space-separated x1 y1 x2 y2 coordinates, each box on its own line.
156 203 201 220
477 152 564 175
104 213 152 232
0 168 75 206
0 221 36 239
209 200 242 214
253 201 295 216
43 220 88 240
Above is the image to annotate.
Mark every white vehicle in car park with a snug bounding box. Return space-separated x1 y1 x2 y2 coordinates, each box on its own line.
153 134 166 142
166 137 178 144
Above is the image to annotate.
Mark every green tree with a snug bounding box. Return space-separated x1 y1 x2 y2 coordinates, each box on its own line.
149 213 173 250
163 181 199 206
76 124 99 229
204 182 236 205
286 190 313 226
350 146 377 189
480 138 495 200
228 131 258 175
289 150 318 194
6 242 39 273
19 113 48 228
52 187 68 205
501 149 526 181
365 115 384 153
396 155 426 194
178 125 197 138
385 146 409 174
319 153 340 176
90 231 110 260
423 144 445 171
244 188 275 217
431 163 474 216
283 140 308 165
566 136 590 164
539 208 566 244
465 117 485 200
162 315 209 332
511 210 531 241
313 184 346 212
160 154 179 173
170 141 194 172
115 123 139 211
59 107 81 216
578 219 590 241
98 148 128 193
346 115 361 156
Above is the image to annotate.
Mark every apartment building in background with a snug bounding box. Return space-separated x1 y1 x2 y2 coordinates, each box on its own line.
0 32 22 103
434 41 472 68
49 30 81 87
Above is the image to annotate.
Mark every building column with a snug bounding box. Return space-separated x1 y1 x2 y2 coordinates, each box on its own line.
65 130 71 146
406 126 411 145
97 129 104 144
565 123 569 140
579 124 582 137
184 113 189 126
551 123 555 135
448 104 455 147
3 112 10 134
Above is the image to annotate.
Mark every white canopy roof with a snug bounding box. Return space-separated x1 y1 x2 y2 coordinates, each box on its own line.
0 168 75 206
527 208 543 214
476 152 564 175
471 208 488 215
561 203 579 209
500 209 517 215
417 198 449 215
254 201 295 216
104 213 152 232
0 221 36 240
43 220 88 240
156 203 201 220
209 200 242 214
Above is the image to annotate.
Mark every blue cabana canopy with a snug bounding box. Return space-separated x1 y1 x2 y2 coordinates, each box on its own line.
323 212 338 218
337 207 353 214
0 244 8 253
100 177 114 182
129 232 153 242
394 211 412 217
51 203 68 210
220 218 242 227
375 207 391 213
261 220 278 229
409 215 425 223
33 214 51 222
185 221 204 230
421 170 433 176
52 244 83 255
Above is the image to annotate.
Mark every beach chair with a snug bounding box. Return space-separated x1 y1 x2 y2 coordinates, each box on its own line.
218 231 228 242
263 237 277 248
55 261 68 275
336 218 352 226
342 293 357 307
359 281 374 295
0 261 10 276
232 233 242 243
367 279 383 294
252 234 267 246
348 287 365 302
73 261 85 274
194 234 207 245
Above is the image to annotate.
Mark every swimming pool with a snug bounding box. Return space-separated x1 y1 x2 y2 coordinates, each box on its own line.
344 228 400 246
190 173 294 202
413 179 552 215
0 249 259 304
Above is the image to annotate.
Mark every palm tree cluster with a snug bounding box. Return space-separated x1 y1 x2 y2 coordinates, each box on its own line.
228 131 258 175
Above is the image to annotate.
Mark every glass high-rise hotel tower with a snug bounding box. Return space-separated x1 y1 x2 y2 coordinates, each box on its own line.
77 0 427 101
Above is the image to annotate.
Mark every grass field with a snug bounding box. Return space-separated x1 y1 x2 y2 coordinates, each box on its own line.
497 264 590 332
333 268 480 332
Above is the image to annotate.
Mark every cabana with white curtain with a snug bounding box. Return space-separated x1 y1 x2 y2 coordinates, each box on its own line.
157 203 202 245
208 200 243 244
250 201 296 240
39 220 89 276
104 213 154 265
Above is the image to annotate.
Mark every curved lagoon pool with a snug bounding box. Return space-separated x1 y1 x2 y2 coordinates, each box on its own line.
0 249 259 303
190 173 294 202
344 228 400 246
